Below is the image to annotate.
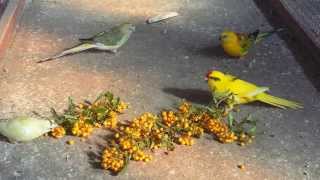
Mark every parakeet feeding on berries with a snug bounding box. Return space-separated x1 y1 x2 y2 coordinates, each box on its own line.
206 70 303 109
219 28 284 58
37 23 135 63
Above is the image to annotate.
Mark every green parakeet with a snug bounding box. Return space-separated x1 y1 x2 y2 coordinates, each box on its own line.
0 116 58 142
37 23 135 63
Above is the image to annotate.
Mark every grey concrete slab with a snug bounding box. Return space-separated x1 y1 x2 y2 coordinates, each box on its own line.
0 0 319 179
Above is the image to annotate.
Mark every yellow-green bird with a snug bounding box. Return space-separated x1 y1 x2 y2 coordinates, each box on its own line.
220 28 284 58
205 70 303 109
37 23 135 63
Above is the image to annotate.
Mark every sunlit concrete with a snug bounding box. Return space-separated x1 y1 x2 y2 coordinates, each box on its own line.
0 0 319 179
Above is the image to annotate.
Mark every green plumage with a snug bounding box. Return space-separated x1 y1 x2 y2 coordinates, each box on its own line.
37 23 135 63
240 28 284 55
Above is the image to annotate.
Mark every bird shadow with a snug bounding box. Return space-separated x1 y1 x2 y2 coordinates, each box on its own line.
187 43 230 59
85 134 112 169
163 87 211 105
195 44 228 59
86 150 103 170
85 133 123 176
244 101 278 109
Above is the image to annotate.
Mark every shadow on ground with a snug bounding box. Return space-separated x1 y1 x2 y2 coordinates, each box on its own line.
85 134 112 169
163 88 211 105
1 0 319 179
189 44 229 59
0 134 9 143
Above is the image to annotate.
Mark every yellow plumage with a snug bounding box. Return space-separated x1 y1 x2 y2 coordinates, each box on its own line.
206 70 303 109
220 29 282 58
220 31 245 57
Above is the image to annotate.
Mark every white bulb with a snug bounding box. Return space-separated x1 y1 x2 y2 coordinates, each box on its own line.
0 116 57 142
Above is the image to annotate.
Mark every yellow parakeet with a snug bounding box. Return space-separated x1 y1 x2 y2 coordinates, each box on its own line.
206 70 303 109
220 29 284 58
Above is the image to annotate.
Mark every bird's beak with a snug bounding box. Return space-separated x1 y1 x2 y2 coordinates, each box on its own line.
205 71 211 81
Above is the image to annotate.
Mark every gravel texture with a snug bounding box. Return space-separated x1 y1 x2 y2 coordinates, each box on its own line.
0 0 319 179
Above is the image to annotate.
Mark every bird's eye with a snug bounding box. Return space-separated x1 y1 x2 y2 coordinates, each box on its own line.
210 77 221 81
219 35 227 41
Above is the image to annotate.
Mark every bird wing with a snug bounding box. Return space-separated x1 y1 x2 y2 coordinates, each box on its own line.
78 31 106 42
78 24 124 44
92 26 126 46
79 30 122 46
226 76 268 101
246 87 269 97
238 30 259 54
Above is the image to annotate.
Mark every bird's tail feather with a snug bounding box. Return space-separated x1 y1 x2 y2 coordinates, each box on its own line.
78 38 94 43
255 28 285 43
256 93 303 109
37 43 96 63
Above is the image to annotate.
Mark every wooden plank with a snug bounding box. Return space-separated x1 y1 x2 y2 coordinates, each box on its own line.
0 0 25 60
0 0 8 18
257 0 320 61
279 0 320 52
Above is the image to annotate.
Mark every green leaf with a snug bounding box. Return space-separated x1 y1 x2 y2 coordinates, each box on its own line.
117 154 131 175
50 108 59 118
63 114 77 120
247 126 256 135
106 92 114 102
112 97 120 107
94 92 104 103
68 97 75 108
95 106 108 114
49 108 66 124
227 113 234 127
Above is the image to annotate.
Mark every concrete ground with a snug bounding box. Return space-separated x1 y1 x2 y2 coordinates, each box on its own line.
0 0 319 179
